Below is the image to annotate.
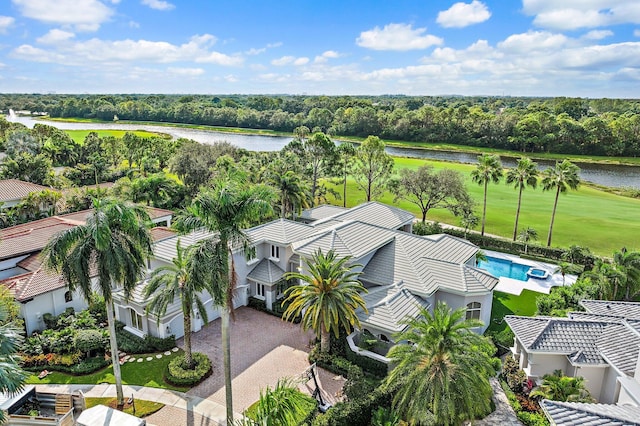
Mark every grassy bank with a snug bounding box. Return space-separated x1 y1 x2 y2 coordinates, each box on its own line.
326 156 640 256
65 129 165 144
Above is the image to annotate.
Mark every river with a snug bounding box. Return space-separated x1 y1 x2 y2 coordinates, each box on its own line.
7 115 640 189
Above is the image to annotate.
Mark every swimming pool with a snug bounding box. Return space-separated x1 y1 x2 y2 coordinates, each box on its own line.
477 256 531 282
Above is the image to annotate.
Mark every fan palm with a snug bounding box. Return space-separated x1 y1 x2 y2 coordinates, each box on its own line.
0 304 26 424
144 241 209 369
506 157 538 241
471 154 503 236
385 302 495 425
283 249 367 353
42 198 152 406
178 176 274 424
541 160 580 247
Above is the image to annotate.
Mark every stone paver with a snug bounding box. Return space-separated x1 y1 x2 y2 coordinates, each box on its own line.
473 378 523 426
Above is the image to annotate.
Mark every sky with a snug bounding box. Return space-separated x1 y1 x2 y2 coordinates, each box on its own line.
0 0 639 97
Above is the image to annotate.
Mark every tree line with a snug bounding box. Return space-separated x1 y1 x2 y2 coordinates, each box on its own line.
3 94 640 157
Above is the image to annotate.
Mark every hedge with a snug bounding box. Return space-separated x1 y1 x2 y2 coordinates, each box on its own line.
115 324 176 354
344 342 388 378
164 352 212 386
24 356 109 375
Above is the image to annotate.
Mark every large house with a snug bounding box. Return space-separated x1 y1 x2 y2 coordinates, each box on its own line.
506 300 640 406
0 207 174 335
0 179 52 209
113 202 497 342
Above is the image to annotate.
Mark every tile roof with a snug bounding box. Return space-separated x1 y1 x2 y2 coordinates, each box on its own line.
581 300 640 320
596 323 640 375
1 266 69 301
16 253 43 272
505 316 611 365
247 259 285 284
358 284 430 334
150 227 177 242
245 219 317 246
312 201 415 230
0 179 51 203
299 205 347 221
540 400 640 426
152 230 217 263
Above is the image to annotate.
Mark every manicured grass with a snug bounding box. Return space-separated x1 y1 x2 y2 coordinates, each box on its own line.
85 397 164 418
65 129 166 144
486 290 540 334
25 351 189 392
326 156 640 256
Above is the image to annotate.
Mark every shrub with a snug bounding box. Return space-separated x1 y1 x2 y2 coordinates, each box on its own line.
115 327 176 354
75 329 108 356
535 278 600 316
42 313 57 330
517 411 549 426
247 296 267 312
502 354 528 394
165 352 212 386
413 221 443 236
345 343 388 378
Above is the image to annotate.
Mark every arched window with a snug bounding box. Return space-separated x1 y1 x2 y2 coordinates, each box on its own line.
64 291 73 303
466 302 481 320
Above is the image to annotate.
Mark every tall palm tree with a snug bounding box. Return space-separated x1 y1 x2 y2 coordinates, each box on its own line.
554 262 578 286
518 226 538 255
612 249 640 301
385 302 494 425
585 258 624 300
270 170 310 219
542 160 580 247
0 304 26 424
506 157 538 241
530 370 594 402
471 154 503 236
144 241 209 369
283 249 367 353
336 142 356 208
179 177 274 425
42 199 152 406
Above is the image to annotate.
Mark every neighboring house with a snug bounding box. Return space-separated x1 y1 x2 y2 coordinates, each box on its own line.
115 202 496 341
0 179 52 209
0 207 174 335
540 399 640 425
506 299 640 405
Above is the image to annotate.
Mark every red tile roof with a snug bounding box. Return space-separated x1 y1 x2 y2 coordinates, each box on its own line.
150 226 177 242
1 267 67 302
0 179 52 203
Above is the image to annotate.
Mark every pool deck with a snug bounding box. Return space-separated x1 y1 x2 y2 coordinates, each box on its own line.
484 250 578 296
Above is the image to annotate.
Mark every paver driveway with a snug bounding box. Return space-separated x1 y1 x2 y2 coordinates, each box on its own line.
180 307 344 413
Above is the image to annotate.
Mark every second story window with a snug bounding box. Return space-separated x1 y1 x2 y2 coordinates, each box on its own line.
270 245 280 260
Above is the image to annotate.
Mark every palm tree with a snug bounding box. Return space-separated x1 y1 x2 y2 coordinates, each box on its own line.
530 370 594 402
554 262 578 286
385 302 494 425
471 154 503 236
235 378 315 426
506 157 538 241
336 142 356 208
612 249 640 301
144 241 209 369
178 177 274 425
0 304 26 424
270 170 310 219
518 227 538 255
283 249 368 354
542 160 580 247
42 199 152 406
585 259 624 300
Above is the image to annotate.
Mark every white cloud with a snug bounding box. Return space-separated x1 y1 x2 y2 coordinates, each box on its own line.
583 30 614 39
141 0 175 11
245 42 282 56
635 29 640 37
12 34 243 66
271 55 309 66
129 21 140 28
356 23 443 51
12 0 113 31
37 29 75 44
314 50 341 63
167 67 204 76
224 74 238 82
437 1 491 28
522 0 640 30
498 31 568 52
0 16 15 34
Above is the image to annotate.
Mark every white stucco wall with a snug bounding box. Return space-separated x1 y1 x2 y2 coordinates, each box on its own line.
21 288 88 335
573 365 606 401
602 366 623 404
526 353 568 379
434 291 493 334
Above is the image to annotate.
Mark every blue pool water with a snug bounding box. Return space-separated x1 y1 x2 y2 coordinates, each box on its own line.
477 256 530 281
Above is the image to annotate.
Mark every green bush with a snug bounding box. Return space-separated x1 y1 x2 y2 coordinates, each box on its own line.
247 296 267 312
413 221 443 236
24 356 109 375
74 329 108 355
517 411 550 426
345 344 388 378
165 352 212 386
42 313 57 330
115 327 175 354
535 279 600 316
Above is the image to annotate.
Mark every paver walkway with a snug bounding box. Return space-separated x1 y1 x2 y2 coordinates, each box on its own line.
473 378 523 426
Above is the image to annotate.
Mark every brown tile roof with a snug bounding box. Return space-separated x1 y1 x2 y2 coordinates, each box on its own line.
0 179 52 203
150 227 176 242
16 254 43 272
1 267 68 302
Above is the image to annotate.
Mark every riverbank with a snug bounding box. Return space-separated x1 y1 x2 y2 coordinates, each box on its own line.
39 116 640 167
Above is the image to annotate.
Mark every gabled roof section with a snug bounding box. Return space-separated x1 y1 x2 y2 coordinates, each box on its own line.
300 205 347 222
247 259 285 284
596 323 640 375
581 300 640 320
245 218 316 246
150 227 177 242
540 399 640 426
358 284 430 334
152 230 216 263
17 253 43 272
506 316 613 365
0 179 51 203
1 266 69 301
313 201 415 230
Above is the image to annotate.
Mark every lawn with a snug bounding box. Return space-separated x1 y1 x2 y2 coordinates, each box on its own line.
65 129 166 144
325 156 640 256
85 397 164 418
486 290 540 334
26 350 189 392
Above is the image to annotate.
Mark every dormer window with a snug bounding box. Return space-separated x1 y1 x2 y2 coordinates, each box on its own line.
270 245 280 260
